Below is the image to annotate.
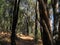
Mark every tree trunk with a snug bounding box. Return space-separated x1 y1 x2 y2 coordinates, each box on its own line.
38 0 51 33
58 20 60 40
34 0 38 43
26 17 29 35
11 0 20 45
41 20 53 45
56 20 60 45
51 0 57 36
38 0 53 45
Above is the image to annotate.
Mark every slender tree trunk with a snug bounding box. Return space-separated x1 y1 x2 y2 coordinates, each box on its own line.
41 20 53 45
58 20 60 39
38 0 51 33
26 17 29 35
55 20 60 45
38 0 53 45
51 0 57 35
34 0 38 43
11 0 20 45
57 1 60 44
51 0 57 45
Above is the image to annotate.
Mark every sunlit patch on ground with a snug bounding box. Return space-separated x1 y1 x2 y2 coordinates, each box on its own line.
0 32 43 45
16 33 34 40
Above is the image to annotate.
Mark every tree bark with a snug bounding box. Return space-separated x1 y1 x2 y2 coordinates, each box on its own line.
38 0 53 45
51 0 57 36
58 20 60 39
26 17 29 35
41 20 53 45
56 20 60 45
35 1 38 43
38 0 51 33
11 0 20 45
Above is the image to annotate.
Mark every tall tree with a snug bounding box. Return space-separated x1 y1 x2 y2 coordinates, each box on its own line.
38 0 53 45
58 20 60 39
11 0 20 45
26 17 29 35
34 0 38 43
51 0 58 44
56 20 60 45
51 0 57 36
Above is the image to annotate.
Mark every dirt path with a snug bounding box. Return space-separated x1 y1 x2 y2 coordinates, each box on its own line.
0 32 43 45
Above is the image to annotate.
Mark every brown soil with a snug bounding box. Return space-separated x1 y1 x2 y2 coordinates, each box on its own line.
0 32 43 45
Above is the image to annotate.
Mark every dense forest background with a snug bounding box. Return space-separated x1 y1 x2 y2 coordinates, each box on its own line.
0 0 39 36
0 0 60 45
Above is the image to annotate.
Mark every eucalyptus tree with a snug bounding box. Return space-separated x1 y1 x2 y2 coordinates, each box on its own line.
56 20 60 45
11 0 20 45
51 0 60 44
38 0 53 45
34 0 38 43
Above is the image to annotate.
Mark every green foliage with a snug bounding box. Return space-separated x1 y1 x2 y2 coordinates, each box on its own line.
0 0 41 40
47 0 51 4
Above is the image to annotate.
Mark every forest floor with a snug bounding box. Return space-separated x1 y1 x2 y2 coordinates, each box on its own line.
0 32 43 45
